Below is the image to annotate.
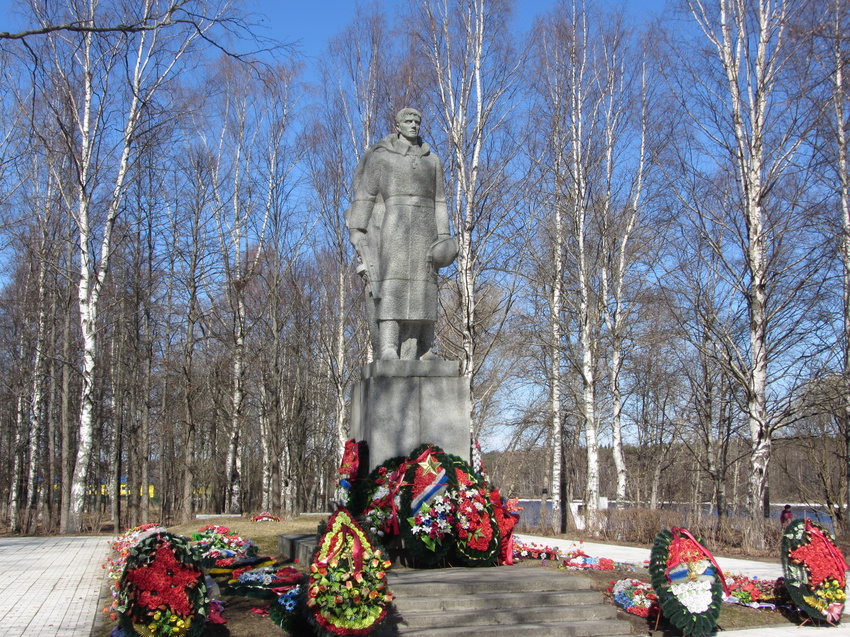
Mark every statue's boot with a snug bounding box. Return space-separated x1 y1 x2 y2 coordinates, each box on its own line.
379 320 400 360
400 321 420 360
417 322 438 360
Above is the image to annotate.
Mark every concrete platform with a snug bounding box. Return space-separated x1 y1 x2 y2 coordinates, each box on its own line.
0 536 109 637
350 360 471 470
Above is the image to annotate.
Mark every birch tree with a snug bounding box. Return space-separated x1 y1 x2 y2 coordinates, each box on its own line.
203 59 297 514
525 11 572 532
21 0 229 533
803 0 850 533
528 0 651 529
670 0 817 522
412 0 524 440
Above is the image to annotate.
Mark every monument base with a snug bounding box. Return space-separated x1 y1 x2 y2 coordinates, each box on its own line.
350 359 471 471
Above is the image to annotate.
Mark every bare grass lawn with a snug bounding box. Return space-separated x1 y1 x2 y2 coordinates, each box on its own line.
98 515 814 636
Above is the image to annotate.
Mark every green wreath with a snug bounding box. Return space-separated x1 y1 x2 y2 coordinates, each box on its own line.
351 456 409 545
349 453 408 533
305 508 393 637
449 456 500 567
781 518 848 624
649 528 724 636
399 445 458 566
116 531 209 637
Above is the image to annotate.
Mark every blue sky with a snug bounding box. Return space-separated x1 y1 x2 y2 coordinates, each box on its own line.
250 0 668 61
0 1 666 58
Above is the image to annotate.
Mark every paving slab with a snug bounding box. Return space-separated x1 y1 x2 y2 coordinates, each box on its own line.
0 536 109 637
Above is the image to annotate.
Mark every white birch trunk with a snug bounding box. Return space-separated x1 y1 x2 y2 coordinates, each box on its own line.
605 121 644 505
226 301 245 514
421 0 516 446
63 5 201 531
8 395 25 530
549 202 564 525
26 243 50 529
687 0 798 525
260 384 272 513
280 346 297 516
59 234 74 533
834 1 850 529
568 2 601 530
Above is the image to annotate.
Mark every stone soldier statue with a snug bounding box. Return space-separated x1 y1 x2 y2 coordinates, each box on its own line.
347 108 457 360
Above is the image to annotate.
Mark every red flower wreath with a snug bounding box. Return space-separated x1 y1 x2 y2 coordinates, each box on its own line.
338 439 359 481
788 527 847 589
124 544 201 616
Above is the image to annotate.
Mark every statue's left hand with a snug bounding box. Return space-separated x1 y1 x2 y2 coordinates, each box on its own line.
350 229 367 252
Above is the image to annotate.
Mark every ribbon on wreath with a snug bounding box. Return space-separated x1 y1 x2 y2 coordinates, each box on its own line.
668 527 730 596
366 447 448 536
410 449 449 517
385 447 446 532
381 462 411 535
317 519 365 572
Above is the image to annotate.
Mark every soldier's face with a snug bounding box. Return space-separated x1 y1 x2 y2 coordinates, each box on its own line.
396 117 420 142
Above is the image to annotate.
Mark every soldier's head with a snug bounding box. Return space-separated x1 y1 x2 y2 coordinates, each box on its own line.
395 108 421 144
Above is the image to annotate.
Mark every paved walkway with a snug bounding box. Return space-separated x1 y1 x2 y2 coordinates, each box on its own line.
0 536 109 637
518 533 850 636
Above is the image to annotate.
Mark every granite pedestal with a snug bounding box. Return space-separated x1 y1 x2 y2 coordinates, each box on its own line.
350 359 471 470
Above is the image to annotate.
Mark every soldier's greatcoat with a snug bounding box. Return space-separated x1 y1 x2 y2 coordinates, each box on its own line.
348 133 450 322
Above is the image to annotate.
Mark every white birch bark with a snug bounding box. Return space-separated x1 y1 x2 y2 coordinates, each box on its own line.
832 3 850 532
226 297 246 514
260 384 272 512
8 395 25 531
549 198 564 525
564 1 602 529
26 226 52 530
601 60 647 505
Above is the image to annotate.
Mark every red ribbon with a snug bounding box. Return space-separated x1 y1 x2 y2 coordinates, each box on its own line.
319 524 364 572
669 527 730 596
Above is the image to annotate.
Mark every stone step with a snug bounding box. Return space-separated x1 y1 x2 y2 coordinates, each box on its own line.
388 619 633 637
279 536 634 637
381 565 633 637
391 588 603 612
388 565 594 594
392 601 617 628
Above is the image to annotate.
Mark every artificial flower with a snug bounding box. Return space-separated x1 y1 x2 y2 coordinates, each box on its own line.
610 578 659 617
